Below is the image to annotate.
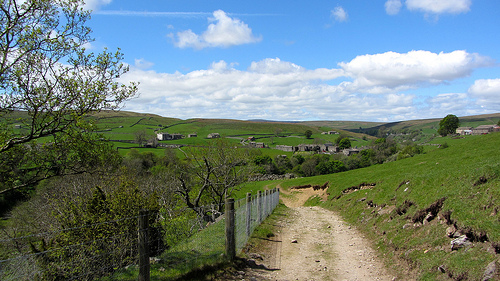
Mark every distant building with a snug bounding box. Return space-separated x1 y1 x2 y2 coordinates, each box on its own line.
171 134 183 140
275 145 294 152
157 132 183 140
472 125 496 135
297 144 319 152
248 142 267 148
319 143 338 153
188 133 197 138
456 127 472 135
343 148 360 156
207 133 220 139
157 133 169 141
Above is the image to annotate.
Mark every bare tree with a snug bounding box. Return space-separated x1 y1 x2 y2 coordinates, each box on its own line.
171 139 251 218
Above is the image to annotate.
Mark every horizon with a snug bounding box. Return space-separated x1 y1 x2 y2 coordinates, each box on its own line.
99 110 500 125
85 0 500 122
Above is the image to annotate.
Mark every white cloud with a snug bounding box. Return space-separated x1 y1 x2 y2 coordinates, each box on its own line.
171 10 262 49
118 52 493 122
134 58 154 70
468 79 500 110
406 0 472 15
339 50 492 91
83 0 112 12
426 93 471 115
331 6 348 22
385 0 402 15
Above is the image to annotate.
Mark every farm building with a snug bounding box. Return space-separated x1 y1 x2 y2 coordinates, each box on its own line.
297 144 320 152
343 148 360 156
207 133 220 139
157 132 183 140
456 127 473 135
248 142 267 148
275 145 294 152
472 125 496 135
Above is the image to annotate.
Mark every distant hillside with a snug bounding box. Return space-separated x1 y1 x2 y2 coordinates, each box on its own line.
300 120 386 130
8 110 500 150
347 113 500 136
90 112 500 156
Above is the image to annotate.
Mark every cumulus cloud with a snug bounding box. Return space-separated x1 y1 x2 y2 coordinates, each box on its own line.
339 50 492 92
134 58 154 70
468 79 500 110
119 51 492 121
385 0 402 15
83 0 112 12
171 10 262 49
406 0 472 15
425 93 472 115
331 6 348 22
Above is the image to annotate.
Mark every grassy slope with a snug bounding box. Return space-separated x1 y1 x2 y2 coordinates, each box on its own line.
360 113 500 134
87 111 381 156
265 133 500 280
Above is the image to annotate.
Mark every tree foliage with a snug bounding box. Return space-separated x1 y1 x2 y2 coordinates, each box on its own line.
4 172 164 280
338 138 351 150
304 129 313 139
438 114 460 136
0 0 138 194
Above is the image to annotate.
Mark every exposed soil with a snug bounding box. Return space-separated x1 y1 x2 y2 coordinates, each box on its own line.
237 187 396 281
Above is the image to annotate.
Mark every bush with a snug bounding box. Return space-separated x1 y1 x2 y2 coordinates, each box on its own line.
5 172 165 280
397 144 424 160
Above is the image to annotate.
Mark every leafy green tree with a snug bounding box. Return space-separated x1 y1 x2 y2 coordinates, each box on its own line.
338 138 351 150
305 130 313 139
371 138 398 164
253 155 273 166
300 157 318 177
0 0 138 194
438 114 460 136
274 155 292 174
315 160 346 175
291 154 305 166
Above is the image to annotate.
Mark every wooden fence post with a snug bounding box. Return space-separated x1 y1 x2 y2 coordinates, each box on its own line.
138 209 150 281
264 190 269 217
257 191 262 223
246 193 252 238
225 198 235 261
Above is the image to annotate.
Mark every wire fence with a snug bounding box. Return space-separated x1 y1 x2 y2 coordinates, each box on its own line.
0 188 280 280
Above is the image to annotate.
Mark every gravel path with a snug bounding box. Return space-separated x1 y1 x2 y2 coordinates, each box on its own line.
243 188 396 281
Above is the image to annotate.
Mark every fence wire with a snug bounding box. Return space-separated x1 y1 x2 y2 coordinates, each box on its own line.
235 189 280 252
0 189 280 280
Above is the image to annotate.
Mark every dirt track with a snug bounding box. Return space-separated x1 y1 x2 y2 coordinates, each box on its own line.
243 188 396 281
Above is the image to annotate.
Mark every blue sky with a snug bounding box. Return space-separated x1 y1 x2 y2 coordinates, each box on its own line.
84 0 500 122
